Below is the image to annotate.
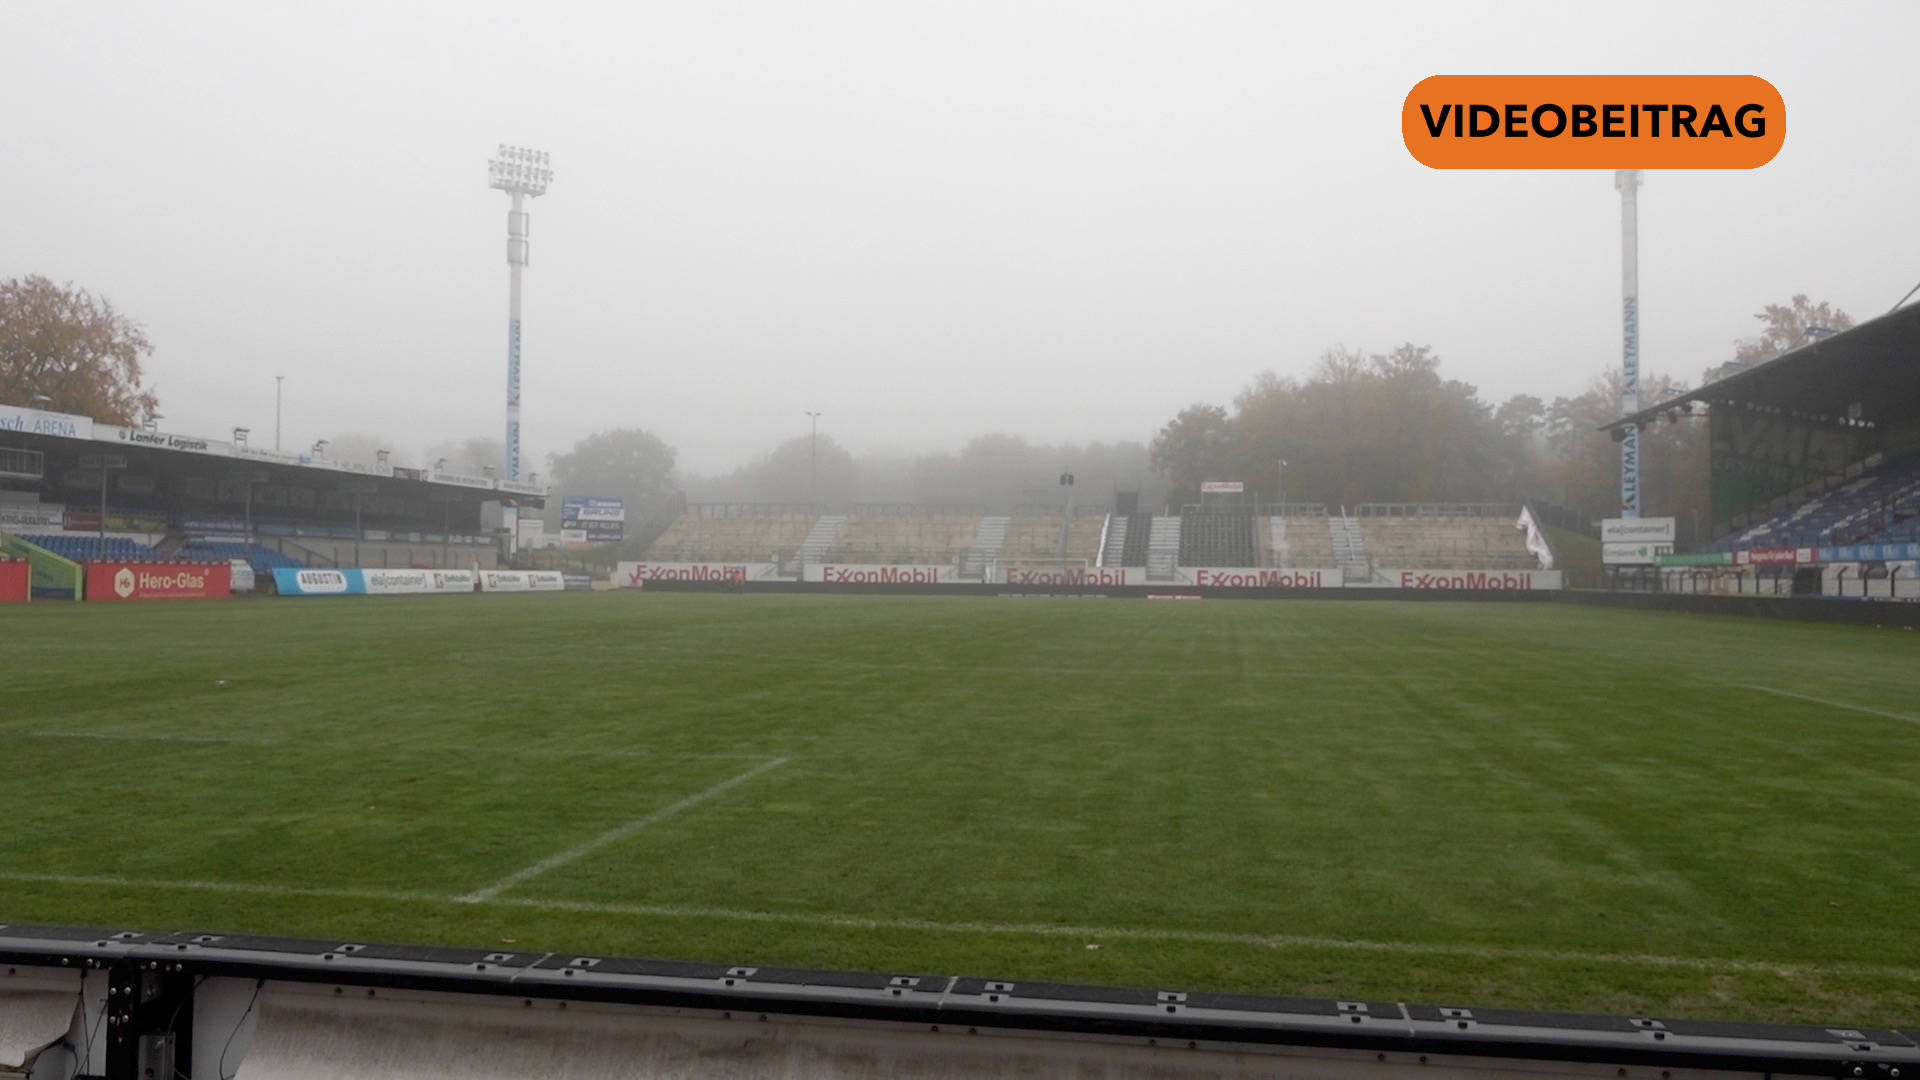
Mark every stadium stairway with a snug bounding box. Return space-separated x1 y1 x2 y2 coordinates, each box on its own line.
1146 515 1180 580
1119 514 1153 567
798 514 848 566
1100 514 1126 567
1329 515 1371 580
963 515 1009 576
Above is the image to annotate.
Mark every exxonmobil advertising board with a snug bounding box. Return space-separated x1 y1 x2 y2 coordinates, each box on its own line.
86 562 231 601
0 561 27 603
479 570 566 593
805 564 961 584
1383 569 1564 591
996 566 1141 587
614 562 782 588
1173 567 1344 589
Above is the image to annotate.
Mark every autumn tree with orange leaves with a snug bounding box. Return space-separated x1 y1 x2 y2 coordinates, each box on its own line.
0 275 159 425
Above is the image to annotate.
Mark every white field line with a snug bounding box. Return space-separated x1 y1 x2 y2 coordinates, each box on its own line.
1741 685 1920 728
457 756 791 903
21 730 272 745
1 869 1914 981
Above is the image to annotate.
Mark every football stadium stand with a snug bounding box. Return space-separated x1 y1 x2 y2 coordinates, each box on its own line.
1352 504 1536 571
0 401 537 596
1709 455 1920 550
999 509 1103 566
14 533 164 562
1263 507 1335 569
825 509 984 565
181 540 306 572
1177 506 1255 567
648 506 819 563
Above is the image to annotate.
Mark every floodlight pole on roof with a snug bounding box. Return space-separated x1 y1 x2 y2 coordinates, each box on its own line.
488 145 554 483
1616 169 1642 519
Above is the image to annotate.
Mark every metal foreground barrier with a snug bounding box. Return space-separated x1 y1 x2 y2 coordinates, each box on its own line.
0 925 1913 1079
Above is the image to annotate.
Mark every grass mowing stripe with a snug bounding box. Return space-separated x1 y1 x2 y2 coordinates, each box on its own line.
5 870 1916 982
20 731 273 745
1740 685 1920 727
457 757 792 903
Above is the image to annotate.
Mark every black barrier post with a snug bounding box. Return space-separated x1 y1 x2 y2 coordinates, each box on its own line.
1893 564 1904 601
1735 567 1747 594
1836 566 1848 599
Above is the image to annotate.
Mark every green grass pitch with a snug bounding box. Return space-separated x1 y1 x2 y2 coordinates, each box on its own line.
3 592 1917 1025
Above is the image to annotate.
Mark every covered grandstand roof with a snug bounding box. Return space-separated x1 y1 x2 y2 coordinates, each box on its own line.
1606 299 1920 431
0 401 546 504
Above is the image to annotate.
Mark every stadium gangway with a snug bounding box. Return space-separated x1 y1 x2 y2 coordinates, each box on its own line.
0 923 1911 1080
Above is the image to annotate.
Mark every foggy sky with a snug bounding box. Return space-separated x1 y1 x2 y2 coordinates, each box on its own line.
5 0 1917 475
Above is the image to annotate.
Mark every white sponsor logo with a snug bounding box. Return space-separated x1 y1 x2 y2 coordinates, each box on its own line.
114 567 136 598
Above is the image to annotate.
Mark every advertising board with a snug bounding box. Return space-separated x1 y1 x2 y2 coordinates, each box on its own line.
804 564 961 584
1735 547 1809 566
1818 541 1920 563
1381 569 1564 590
1174 567 1343 589
1199 481 1244 494
1602 540 1673 565
1600 517 1676 544
0 503 64 530
0 403 93 441
86 562 231 601
478 570 566 592
273 568 478 596
996 566 1140 587
614 561 781 587
0 560 27 603
562 496 625 544
363 568 476 595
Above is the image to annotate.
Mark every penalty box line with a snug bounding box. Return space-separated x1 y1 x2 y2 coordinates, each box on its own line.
457 756 792 904
2 870 1917 982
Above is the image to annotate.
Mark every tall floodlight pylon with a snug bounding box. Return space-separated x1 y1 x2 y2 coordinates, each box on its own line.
488 145 553 482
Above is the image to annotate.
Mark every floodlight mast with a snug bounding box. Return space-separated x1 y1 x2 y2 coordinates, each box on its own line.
1615 169 1641 519
488 145 553 483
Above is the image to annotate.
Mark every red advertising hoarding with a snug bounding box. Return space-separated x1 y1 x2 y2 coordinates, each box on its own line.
84 562 231 601
0 561 27 603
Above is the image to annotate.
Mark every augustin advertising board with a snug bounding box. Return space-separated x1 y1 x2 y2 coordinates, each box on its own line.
274 568 481 596
87 562 231 601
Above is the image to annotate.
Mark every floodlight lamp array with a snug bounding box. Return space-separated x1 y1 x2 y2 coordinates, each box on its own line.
489 145 553 195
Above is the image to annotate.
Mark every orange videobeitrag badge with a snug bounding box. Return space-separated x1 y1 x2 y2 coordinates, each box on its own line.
1403 75 1783 169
